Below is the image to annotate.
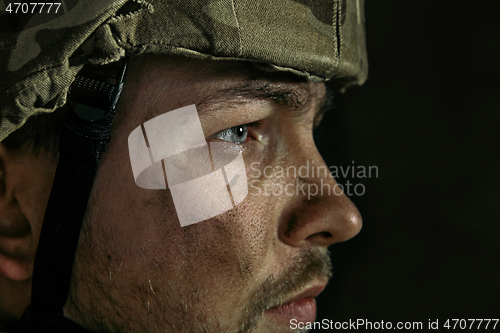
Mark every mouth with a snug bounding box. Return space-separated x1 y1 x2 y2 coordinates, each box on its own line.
264 284 326 324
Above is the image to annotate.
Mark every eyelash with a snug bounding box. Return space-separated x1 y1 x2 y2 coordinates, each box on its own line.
244 120 263 130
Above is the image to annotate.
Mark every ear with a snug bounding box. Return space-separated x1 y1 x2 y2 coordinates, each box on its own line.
0 146 35 282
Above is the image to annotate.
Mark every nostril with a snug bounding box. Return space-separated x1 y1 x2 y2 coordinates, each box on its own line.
307 231 332 240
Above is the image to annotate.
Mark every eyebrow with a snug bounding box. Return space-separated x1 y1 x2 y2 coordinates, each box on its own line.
196 81 326 118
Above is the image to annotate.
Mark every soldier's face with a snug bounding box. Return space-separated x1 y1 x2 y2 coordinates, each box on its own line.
64 56 362 333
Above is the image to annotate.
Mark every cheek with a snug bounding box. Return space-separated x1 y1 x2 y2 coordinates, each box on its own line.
149 196 277 284
89 139 277 292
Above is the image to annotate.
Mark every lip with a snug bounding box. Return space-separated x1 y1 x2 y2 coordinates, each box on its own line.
264 285 326 324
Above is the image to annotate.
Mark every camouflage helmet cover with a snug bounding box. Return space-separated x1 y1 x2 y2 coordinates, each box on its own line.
0 0 367 142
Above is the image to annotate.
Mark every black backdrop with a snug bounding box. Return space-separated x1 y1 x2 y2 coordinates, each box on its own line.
314 1 500 330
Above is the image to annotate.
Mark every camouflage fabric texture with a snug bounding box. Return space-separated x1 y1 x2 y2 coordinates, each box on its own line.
0 0 368 142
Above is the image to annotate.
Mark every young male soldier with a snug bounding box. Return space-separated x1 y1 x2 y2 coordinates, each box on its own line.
0 0 367 332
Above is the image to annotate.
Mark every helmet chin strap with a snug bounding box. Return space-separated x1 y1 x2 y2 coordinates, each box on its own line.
16 60 128 333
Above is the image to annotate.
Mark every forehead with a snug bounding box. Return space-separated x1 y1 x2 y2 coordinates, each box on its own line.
117 55 326 127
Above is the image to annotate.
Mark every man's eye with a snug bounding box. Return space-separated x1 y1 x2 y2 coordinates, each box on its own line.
212 125 248 144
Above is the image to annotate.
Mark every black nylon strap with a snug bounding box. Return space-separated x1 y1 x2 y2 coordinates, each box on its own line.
15 306 92 333
30 110 115 313
16 61 127 332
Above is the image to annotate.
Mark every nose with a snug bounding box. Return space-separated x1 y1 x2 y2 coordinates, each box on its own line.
278 157 362 249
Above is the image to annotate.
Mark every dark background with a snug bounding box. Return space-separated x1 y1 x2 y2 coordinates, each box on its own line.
314 1 500 330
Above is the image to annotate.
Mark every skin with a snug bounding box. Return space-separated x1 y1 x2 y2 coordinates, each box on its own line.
0 55 361 332
0 144 56 331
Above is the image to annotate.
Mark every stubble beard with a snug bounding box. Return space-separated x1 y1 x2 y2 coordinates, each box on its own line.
64 201 332 333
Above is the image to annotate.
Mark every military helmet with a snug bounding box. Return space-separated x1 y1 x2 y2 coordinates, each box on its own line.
0 0 367 141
